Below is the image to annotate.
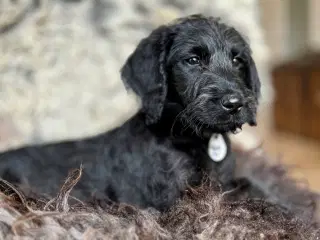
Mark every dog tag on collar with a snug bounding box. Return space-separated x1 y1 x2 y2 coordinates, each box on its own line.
208 134 227 162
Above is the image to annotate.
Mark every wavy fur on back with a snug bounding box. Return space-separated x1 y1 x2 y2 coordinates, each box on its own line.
0 148 319 240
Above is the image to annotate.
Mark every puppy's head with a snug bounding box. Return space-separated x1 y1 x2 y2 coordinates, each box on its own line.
121 14 260 135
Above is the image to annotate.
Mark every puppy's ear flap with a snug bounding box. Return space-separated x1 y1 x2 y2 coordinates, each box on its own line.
120 26 172 125
247 55 261 99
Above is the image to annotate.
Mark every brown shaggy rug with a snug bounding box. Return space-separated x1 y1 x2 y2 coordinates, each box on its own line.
0 148 319 240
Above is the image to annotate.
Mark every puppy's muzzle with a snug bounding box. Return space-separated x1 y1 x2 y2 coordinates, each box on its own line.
220 94 243 115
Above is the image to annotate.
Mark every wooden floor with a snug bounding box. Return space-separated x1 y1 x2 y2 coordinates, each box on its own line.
237 102 320 192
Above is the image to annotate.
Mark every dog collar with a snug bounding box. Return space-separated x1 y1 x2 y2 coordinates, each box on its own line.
207 133 227 162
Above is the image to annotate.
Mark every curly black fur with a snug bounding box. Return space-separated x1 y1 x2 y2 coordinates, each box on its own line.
0 15 260 212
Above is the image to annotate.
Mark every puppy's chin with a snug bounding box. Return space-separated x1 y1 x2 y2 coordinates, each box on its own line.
192 113 257 138
185 119 242 139
207 122 244 135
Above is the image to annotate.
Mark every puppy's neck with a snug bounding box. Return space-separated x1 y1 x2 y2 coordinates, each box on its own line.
148 81 192 138
148 100 207 143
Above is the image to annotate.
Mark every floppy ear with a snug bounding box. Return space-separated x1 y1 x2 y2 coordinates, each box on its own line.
120 26 173 125
247 55 261 100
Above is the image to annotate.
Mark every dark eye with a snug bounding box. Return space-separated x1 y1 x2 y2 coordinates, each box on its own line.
232 57 244 67
186 56 200 65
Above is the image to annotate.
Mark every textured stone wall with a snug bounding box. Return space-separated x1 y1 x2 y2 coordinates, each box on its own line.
0 0 270 151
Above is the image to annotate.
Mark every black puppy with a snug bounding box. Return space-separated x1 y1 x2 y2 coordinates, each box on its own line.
0 15 260 211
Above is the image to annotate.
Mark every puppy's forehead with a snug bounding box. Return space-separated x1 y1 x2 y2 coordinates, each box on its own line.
170 19 248 54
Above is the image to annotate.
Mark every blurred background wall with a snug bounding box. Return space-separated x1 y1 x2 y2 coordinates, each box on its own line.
244 0 320 192
0 0 320 189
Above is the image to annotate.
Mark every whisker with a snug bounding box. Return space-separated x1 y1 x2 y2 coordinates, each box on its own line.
170 107 189 137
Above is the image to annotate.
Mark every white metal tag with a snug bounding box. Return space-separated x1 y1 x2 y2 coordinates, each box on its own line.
208 134 227 162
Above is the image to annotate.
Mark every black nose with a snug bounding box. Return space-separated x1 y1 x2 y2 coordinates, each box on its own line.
221 95 243 114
